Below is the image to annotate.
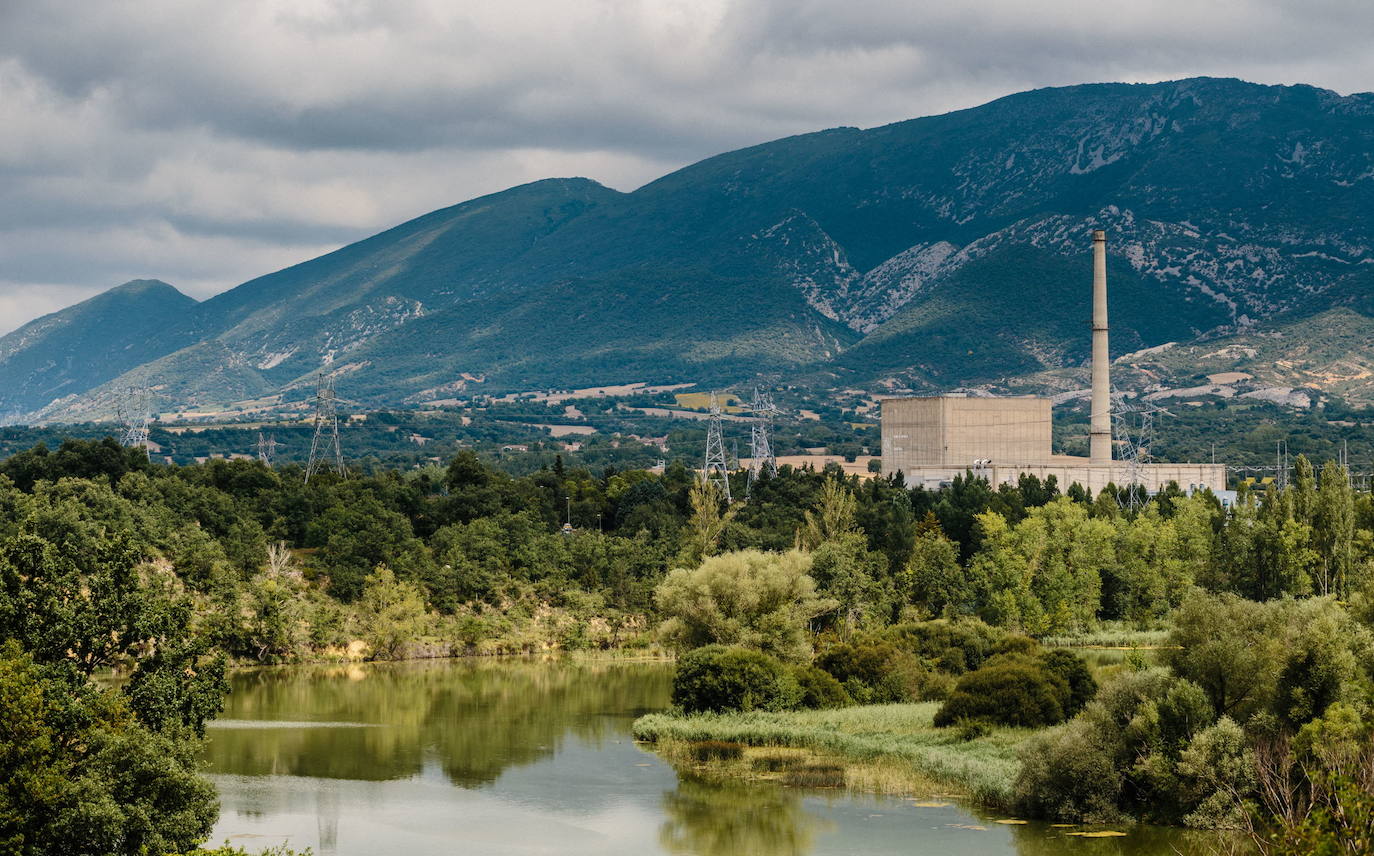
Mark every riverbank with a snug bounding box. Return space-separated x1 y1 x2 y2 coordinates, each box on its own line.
633 702 1035 809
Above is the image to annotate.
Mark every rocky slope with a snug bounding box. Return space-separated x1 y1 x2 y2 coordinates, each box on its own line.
7 77 1373 421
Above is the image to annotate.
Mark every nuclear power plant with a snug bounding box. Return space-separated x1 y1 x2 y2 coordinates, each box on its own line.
880 230 1226 495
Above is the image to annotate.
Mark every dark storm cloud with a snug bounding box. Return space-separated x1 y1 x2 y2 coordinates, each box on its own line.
1 0 1371 333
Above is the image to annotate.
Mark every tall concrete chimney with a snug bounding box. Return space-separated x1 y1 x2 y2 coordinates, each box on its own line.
1089 229 1112 463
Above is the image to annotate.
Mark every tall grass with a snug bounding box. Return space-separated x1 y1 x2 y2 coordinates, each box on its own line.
634 703 1031 808
1040 624 1171 649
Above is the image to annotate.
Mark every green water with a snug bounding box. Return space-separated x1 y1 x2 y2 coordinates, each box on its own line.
204 658 1235 855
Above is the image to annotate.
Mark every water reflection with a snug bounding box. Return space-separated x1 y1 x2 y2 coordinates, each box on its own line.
660 775 827 856
205 658 1235 856
206 658 672 786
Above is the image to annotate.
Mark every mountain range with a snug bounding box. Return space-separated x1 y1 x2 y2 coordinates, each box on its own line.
4 76 1373 422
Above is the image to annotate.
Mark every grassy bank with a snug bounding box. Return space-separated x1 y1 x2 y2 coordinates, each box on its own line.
633 702 1035 808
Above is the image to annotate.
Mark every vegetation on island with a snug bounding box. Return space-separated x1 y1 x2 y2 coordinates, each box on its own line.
0 434 1371 853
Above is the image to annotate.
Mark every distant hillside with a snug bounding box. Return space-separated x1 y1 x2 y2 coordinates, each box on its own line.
9 77 1374 421
0 280 198 417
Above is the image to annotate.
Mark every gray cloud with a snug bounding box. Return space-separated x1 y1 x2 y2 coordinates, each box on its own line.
1 0 1371 332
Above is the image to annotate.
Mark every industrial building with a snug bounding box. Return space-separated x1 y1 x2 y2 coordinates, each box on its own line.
880 230 1225 495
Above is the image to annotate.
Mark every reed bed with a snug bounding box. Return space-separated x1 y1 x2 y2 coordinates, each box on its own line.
634 703 1033 807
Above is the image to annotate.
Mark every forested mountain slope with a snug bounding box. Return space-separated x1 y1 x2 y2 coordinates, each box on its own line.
11 77 1373 420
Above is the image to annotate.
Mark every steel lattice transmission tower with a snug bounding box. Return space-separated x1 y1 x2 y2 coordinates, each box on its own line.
746 387 780 493
701 391 732 503
1112 393 1167 511
305 373 345 482
116 386 154 460
256 432 278 466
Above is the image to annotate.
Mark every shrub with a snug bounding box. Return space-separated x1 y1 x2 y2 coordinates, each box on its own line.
1176 717 1255 829
791 665 851 709
816 642 926 703
1040 649 1098 717
933 655 1069 727
992 634 1039 657
887 618 1006 674
672 645 800 714
955 718 991 741
1013 717 1124 822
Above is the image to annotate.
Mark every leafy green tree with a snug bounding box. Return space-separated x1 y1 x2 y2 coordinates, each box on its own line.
355 566 432 660
1313 461 1355 597
796 476 858 551
1274 607 1359 729
1165 593 1287 722
0 643 219 856
0 515 225 854
808 533 890 636
229 543 310 663
655 549 836 662
677 481 737 567
308 493 433 602
1175 717 1256 829
968 498 1112 634
901 514 965 615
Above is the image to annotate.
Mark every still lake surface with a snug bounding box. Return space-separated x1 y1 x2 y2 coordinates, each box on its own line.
204 658 1232 855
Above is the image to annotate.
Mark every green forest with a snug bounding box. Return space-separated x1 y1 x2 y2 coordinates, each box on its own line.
1 437 1371 853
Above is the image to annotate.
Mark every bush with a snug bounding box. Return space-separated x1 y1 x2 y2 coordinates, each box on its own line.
955 718 991 741
1040 649 1098 717
672 645 801 714
791 665 851 709
816 642 927 704
1013 717 1125 822
991 634 1039 657
933 655 1069 727
887 618 1006 674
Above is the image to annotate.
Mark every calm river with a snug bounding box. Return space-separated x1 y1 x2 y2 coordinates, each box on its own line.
204 658 1232 855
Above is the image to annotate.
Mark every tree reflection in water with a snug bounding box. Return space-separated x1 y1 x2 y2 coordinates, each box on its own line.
660 775 829 856
205 658 673 786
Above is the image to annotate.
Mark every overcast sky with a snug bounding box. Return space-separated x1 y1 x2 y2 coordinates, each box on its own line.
1 0 1371 334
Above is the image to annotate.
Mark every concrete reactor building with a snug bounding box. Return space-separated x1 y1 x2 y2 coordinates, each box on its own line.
880 230 1225 495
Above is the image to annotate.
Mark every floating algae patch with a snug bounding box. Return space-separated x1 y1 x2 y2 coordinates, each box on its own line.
1067 830 1129 838
907 801 953 808
994 819 1029 825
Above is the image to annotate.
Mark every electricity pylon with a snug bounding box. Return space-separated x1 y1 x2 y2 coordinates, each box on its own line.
116 386 153 460
305 373 344 482
1112 393 1166 511
256 432 278 466
746 387 780 494
701 391 731 503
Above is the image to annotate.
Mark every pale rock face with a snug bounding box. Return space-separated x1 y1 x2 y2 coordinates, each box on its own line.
846 242 960 332
1241 387 1312 408
753 212 861 323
